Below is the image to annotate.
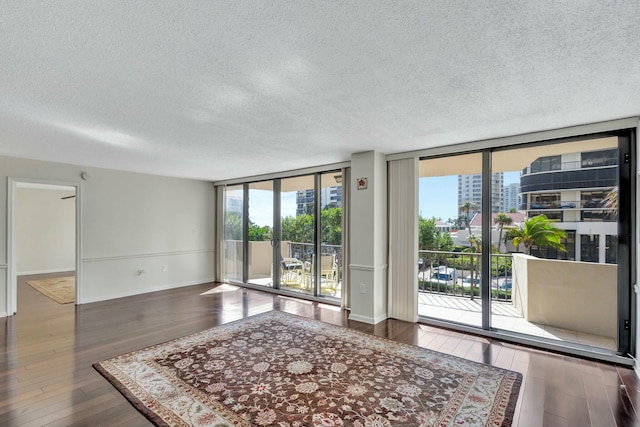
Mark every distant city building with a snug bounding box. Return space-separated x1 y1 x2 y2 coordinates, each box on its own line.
225 195 243 215
503 182 521 212
296 186 342 215
435 220 451 233
458 173 503 217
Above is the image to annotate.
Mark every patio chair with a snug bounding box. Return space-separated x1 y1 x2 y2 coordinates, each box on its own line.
304 254 339 291
279 257 304 287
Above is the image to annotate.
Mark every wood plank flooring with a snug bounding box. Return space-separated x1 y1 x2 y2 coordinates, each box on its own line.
1 272 640 426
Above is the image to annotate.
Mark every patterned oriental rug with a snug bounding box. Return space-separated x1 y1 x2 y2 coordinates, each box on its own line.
26 276 75 304
93 311 521 427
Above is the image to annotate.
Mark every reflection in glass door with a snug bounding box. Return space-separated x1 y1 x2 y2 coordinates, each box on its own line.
417 153 484 328
490 136 625 352
223 184 244 282
280 175 315 295
247 181 274 287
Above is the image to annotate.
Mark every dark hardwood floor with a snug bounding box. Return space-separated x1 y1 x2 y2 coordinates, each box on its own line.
1 273 640 426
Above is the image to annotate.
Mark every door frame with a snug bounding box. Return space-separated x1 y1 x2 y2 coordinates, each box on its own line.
6 177 82 315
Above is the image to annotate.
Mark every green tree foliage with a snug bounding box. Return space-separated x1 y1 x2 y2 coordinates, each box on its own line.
225 207 343 245
281 214 313 243
281 207 343 245
494 213 513 253
248 222 272 241
419 217 453 252
320 207 342 245
448 215 467 231
509 214 567 254
458 201 478 232
224 212 242 240
224 212 274 241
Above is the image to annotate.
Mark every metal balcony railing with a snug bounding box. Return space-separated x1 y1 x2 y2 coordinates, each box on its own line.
418 250 512 302
287 242 343 272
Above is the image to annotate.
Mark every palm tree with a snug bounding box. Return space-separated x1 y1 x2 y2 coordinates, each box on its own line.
494 213 513 253
458 201 478 232
601 186 618 218
509 214 567 255
468 234 481 252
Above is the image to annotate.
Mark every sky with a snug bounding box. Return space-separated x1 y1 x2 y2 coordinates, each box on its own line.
231 171 521 226
227 189 297 227
418 171 520 221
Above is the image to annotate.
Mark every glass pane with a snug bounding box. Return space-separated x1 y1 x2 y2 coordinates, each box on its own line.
320 172 343 298
280 175 315 294
247 181 273 287
223 184 243 282
491 136 619 351
418 153 484 328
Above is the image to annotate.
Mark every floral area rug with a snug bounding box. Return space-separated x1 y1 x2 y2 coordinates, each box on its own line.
93 311 521 426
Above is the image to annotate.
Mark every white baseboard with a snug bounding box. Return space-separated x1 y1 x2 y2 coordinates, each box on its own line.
79 278 214 304
348 312 388 325
18 268 75 276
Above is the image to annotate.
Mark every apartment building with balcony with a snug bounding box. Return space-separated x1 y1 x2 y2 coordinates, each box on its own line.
520 148 618 263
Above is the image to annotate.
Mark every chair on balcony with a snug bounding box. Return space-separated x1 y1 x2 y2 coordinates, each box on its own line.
304 254 339 292
280 257 304 287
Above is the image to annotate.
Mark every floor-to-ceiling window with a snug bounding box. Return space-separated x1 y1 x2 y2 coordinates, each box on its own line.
490 136 626 352
417 130 634 358
223 184 243 282
417 153 485 327
319 172 343 298
280 175 316 295
247 181 274 287
220 169 344 302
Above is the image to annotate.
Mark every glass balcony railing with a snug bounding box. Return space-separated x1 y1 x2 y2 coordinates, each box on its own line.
521 158 618 176
519 200 614 210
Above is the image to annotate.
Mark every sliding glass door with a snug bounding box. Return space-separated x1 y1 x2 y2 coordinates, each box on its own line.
247 181 274 287
221 170 344 301
489 135 629 352
417 153 485 327
319 172 343 298
280 175 315 294
417 130 634 356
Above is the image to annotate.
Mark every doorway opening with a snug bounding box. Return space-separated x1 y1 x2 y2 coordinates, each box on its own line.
7 179 81 315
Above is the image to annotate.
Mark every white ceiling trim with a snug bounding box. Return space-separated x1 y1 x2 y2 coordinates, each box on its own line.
213 161 350 187
387 117 640 163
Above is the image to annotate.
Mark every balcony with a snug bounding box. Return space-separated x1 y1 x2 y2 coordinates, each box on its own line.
521 157 618 176
519 199 614 211
418 250 617 351
224 240 342 298
520 167 617 193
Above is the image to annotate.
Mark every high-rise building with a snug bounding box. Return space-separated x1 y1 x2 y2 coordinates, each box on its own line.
503 182 520 213
520 148 617 263
458 173 503 218
296 186 342 215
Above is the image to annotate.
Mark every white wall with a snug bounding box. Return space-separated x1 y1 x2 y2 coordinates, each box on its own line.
16 188 75 274
0 155 215 314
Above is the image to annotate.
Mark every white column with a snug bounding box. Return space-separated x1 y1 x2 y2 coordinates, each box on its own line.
349 151 387 324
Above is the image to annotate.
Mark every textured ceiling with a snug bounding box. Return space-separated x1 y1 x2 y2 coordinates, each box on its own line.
1 1 639 181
